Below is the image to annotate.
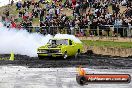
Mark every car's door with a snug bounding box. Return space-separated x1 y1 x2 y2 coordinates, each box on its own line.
68 39 75 56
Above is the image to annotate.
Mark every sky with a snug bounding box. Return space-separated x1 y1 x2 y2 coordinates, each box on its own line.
0 0 22 7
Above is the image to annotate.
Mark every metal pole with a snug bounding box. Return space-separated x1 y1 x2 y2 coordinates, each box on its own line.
9 0 10 5
117 25 119 39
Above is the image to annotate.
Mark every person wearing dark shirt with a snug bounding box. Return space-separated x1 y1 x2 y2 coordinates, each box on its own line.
11 0 14 6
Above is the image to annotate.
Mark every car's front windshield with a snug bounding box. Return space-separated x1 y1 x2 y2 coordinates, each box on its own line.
48 39 68 45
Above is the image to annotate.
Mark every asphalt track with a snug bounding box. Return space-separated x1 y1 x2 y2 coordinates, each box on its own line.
0 54 132 88
0 53 132 68
0 66 132 88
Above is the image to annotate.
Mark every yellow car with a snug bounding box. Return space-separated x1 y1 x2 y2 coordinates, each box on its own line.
37 38 83 59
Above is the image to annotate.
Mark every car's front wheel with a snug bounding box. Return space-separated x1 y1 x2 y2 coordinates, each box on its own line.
38 55 43 59
63 52 68 59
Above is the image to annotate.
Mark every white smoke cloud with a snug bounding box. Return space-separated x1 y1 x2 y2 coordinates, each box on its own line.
0 27 53 57
0 27 82 57
54 34 82 43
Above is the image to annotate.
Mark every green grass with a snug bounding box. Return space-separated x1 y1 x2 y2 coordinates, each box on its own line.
67 16 74 20
32 18 40 26
82 40 132 48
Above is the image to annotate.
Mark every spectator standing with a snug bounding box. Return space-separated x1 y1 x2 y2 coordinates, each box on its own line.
72 0 76 9
11 0 14 6
16 1 22 10
55 7 60 17
115 4 120 17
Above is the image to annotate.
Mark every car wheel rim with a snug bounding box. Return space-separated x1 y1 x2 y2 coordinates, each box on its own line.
64 54 67 59
75 53 78 59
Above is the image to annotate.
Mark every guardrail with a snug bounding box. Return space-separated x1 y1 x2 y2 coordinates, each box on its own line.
4 24 132 37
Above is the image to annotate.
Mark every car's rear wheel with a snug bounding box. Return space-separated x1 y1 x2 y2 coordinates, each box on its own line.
75 49 80 59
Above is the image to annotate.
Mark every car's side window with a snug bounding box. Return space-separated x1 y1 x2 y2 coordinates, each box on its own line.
69 40 72 45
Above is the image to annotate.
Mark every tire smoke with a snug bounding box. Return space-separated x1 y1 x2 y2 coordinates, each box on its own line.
0 27 82 57
0 27 52 57
54 34 82 43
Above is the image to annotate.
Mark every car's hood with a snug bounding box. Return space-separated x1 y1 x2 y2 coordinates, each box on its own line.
38 44 64 50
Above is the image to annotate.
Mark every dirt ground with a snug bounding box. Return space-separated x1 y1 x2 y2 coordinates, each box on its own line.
0 54 132 68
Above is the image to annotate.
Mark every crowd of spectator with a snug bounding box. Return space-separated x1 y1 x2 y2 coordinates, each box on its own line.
1 0 132 36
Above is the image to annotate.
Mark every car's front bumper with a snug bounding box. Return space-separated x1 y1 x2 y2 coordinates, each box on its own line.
37 53 63 57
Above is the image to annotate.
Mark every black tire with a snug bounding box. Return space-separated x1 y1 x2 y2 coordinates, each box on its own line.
38 56 43 59
79 76 87 85
76 76 87 86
